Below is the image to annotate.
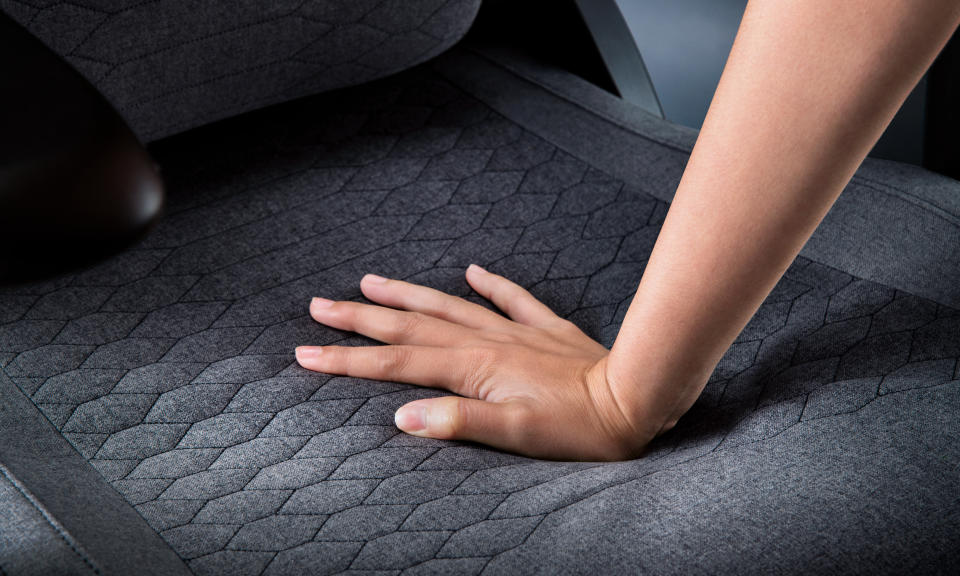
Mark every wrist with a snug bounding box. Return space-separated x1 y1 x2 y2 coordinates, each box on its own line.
604 334 715 437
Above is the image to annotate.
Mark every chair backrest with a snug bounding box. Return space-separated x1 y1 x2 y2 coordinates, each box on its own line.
2 0 481 142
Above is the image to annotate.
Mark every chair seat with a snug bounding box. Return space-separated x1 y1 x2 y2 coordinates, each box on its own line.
0 45 958 575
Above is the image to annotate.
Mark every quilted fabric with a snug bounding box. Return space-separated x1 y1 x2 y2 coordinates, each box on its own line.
0 0 481 140
1 47 959 575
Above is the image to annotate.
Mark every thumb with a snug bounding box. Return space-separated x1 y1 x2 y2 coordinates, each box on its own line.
394 396 524 447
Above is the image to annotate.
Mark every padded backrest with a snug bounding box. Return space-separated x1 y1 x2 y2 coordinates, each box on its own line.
1 0 481 141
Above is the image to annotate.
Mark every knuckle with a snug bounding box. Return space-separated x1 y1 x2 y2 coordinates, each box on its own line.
471 345 502 373
500 402 538 448
429 397 464 439
470 345 499 366
448 398 468 436
431 296 456 320
505 282 526 298
496 274 517 291
392 311 424 339
511 282 531 298
503 402 530 433
333 302 358 326
553 318 583 336
377 346 410 375
500 287 522 311
509 282 536 304
461 346 500 394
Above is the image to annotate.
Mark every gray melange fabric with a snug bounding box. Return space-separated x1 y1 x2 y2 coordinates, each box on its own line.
0 464 99 576
0 366 192 576
0 0 481 141
1 47 959 575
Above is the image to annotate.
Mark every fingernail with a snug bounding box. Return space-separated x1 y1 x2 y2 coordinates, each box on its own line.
395 404 427 433
311 297 334 309
295 346 323 361
467 263 486 274
364 274 388 284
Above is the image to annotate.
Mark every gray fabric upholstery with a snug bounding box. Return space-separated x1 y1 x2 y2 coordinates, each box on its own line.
0 0 481 140
0 464 99 576
1 45 958 575
0 368 192 576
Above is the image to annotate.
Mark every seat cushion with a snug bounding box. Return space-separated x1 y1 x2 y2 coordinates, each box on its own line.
0 45 958 575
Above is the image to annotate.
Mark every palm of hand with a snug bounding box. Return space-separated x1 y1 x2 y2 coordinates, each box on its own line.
296 264 649 461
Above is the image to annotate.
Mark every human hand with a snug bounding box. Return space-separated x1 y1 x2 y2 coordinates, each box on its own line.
295 264 656 461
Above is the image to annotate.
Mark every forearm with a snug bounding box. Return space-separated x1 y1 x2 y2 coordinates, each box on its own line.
608 0 960 432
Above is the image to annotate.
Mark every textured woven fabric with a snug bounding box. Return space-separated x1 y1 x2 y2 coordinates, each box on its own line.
1 46 959 575
0 0 481 140
0 465 100 576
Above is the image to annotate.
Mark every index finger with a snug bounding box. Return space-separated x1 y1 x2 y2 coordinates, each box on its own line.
295 344 486 398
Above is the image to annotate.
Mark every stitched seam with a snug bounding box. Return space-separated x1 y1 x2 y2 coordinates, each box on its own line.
0 463 102 575
457 47 694 156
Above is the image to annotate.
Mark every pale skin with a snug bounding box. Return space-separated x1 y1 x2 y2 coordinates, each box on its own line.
296 0 960 461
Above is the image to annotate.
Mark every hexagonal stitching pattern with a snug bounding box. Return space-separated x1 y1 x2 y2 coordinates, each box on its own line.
2 0 482 140
1 63 958 575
